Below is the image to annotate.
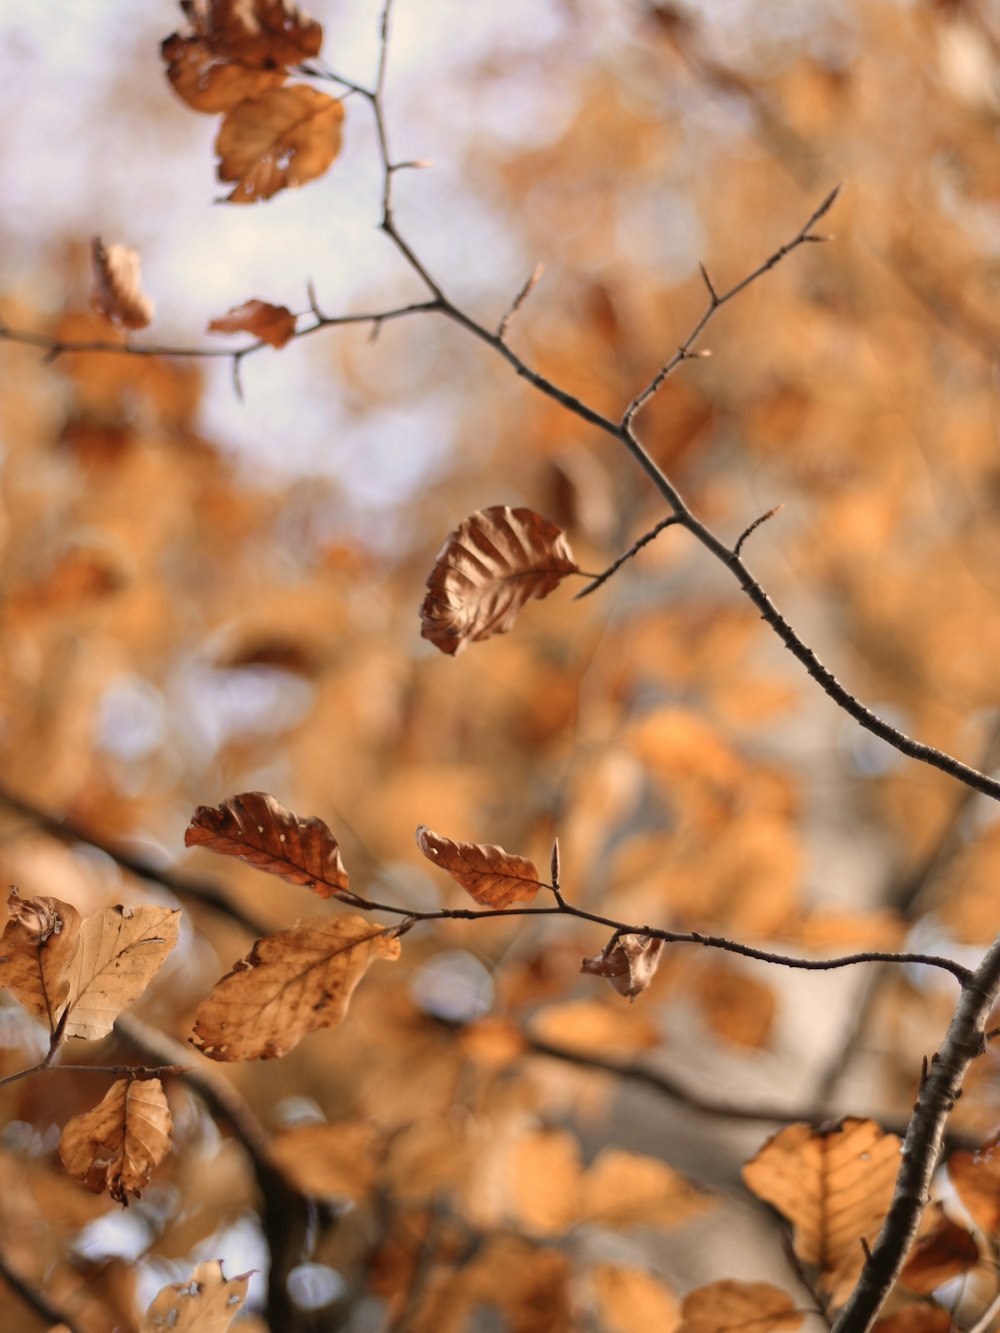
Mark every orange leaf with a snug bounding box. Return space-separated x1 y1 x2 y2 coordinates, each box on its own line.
415 826 542 908
208 299 297 348
679 1281 803 1333
140 1260 252 1333
184 791 350 898
691 958 776 1048
590 1265 680 1333
873 1307 955 1333
0 890 81 1030
742 1119 900 1294
59 1077 173 1204
266 1119 377 1201
420 505 579 655
172 0 323 68
161 34 285 113
899 1204 979 1294
215 86 344 203
190 914 401 1060
948 1135 1000 1235
89 237 154 330
581 933 664 999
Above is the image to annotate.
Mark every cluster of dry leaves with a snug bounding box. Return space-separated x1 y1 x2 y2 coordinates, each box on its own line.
8 0 1000 1329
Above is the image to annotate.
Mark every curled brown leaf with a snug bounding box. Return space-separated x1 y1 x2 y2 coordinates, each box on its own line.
59 1077 173 1204
581 933 664 1000
89 237 155 330
208 298 297 348
420 505 579 655
215 86 344 203
415 826 542 908
185 791 350 898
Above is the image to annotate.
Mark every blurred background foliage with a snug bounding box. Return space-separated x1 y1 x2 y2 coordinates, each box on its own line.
4 0 1000 1329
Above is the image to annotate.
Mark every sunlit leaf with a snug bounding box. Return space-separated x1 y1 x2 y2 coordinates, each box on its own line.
873 1306 955 1333
89 237 154 330
420 505 579 655
208 299 297 348
415 825 542 908
160 34 285 113
59 1077 173 1204
140 1259 252 1333
691 958 776 1048
679 1281 803 1333
215 86 344 203
185 791 350 897
590 1264 680 1333
742 1119 900 1295
266 1119 377 1202
191 914 401 1060
61 905 181 1041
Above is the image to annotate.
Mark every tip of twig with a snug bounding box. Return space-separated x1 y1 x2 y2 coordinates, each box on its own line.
814 182 842 223
734 503 784 559
698 261 718 302
306 278 326 322
231 356 245 403
550 836 561 889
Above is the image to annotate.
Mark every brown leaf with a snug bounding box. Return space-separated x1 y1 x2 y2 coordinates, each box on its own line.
581 933 663 999
140 1259 252 1333
174 0 323 68
208 298 297 348
948 1135 1000 1234
190 914 401 1060
742 1119 900 1297
691 958 776 1048
590 1264 680 1333
577 1147 711 1230
873 1307 955 1333
161 33 285 113
266 1119 377 1201
419 505 579 655
185 791 350 898
0 890 81 1029
62 905 181 1041
415 826 542 908
899 1204 979 1294
679 1281 803 1333
215 86 344 203
59 1077 173 1204
89 237 155 330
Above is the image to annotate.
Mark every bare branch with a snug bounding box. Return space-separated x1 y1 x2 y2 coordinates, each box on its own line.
497 263 545 340
734 504 784 558
574 514 682 599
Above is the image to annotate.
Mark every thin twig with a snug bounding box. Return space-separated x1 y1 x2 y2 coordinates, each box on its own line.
734 504 784 559
497 263 545 340
0 1060 187 1090
574 514 682 598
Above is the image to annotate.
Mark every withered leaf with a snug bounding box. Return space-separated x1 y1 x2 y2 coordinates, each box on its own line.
415 826 542 908
161 34 285 113
873 1309 954 1333
59 1077 173 1204
0 889 81 1029
680 1281 803 1333
420 505 580 655
590 1265 680 1333
89 237 155 330
208 298 297 347
266 1119 377 1201
185 791 350 898
140 1259 252 1333
62 905 181 1041
948 1135 1000 1235
898 1204 978 1294
190 914 401 1060
742 1119 900 1296
581 933 663 1000
174 0 323 68
215 86 344 203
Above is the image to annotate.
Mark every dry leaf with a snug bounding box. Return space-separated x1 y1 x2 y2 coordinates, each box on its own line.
140 1259 252 1333
266 1119 377 1201
191 914 401 1060
174 0 323 67
62 905 181 1040
742 1119 900 1297
691 958 776 1048
89 237 155 330
420 505 579 655
215 86 344 203
0 889 81 1029
948 1135 1000 1234
161 34 285 113
873 1307 955 1333
415 826 542 908
185 791 350 898
208 299 297 348
898 1204 978 1293
577 1147 711 1230
581 933 663 999
528 997 661 1054
59 1078 173 1204
679 1281 803 1333
590 1264 680 1333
